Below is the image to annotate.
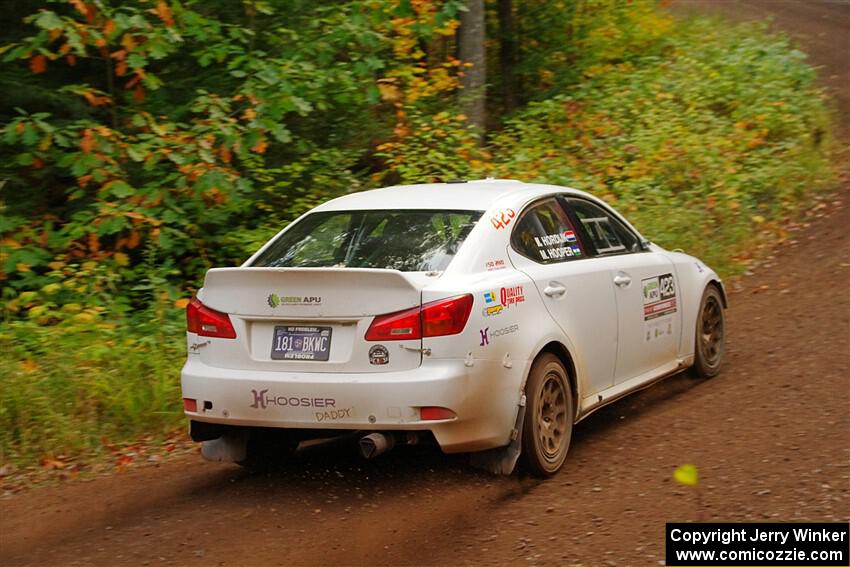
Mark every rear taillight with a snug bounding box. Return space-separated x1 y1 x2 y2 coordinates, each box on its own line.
422 294 473 337
186 297 237 339
365 294 472 341
364 305 422 341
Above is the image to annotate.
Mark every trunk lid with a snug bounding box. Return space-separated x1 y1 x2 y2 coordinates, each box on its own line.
196 267 429 373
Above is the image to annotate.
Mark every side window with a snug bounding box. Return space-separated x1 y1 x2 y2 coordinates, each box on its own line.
511 198 585 264
565 198 640 256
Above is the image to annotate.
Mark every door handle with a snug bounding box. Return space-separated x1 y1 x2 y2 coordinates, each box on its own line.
613 273 632 287
543 283 567 297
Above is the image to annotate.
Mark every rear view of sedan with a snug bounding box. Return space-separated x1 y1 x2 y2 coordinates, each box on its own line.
181 179 726 476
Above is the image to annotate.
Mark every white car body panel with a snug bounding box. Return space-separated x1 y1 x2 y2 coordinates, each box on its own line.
508 246 618 397
181 179 725 454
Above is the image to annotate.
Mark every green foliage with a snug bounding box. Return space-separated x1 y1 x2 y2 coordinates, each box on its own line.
494 0 674 106
486 17 832 272
375 109 488 185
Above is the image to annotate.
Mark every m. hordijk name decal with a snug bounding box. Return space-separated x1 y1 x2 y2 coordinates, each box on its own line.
250 389 336 410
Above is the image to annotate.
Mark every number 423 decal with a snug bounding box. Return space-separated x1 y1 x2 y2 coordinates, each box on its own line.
490 208 516 230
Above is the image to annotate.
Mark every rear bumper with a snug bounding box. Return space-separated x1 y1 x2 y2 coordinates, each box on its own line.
180 357 519 453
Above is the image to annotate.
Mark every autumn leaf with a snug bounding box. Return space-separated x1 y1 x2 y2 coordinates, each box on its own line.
80 129 95 153
133 84 145 103
378 82 401 102
19 360 40 374
155 1 175 27
127 230 140 249
251 138 268 153
82 90 112 107
42 458 66 471
115 454 134 472
69 0 89 17
673 464 699 487
30 55 47 74
121 33 137 51
174 298 189 309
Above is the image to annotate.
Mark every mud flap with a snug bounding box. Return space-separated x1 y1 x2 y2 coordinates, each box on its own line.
470 395 526 475
201 430 248 463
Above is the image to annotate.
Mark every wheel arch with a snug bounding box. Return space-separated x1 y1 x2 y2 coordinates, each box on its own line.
708 279 728 308
536 341 579 415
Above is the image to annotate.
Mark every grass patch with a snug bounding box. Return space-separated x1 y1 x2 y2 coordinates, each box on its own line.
0 307 185 468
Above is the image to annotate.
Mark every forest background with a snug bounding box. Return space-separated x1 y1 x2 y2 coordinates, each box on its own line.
0 0 835 470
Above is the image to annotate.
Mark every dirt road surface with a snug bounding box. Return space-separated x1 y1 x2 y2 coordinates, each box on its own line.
2 2 848 566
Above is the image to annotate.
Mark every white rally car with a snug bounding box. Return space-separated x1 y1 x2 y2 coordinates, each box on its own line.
181 179 726 476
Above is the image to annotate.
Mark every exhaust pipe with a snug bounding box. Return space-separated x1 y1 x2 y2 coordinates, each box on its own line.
359 432 420 459
359 432 395 459
201 430 248 463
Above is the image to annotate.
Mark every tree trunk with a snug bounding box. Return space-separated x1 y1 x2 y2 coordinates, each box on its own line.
458 0 486 136
498 0 517 114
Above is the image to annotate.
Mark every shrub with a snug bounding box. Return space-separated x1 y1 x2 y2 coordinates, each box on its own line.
485 17 832 271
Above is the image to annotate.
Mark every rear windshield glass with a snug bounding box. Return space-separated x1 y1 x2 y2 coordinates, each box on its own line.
250 209 482 272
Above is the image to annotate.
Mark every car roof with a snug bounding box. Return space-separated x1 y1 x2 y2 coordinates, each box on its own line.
311 179 594 212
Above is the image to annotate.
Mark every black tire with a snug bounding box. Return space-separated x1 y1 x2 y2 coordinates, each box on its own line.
520 353 574 477
692 285 726 379
236 428 298 471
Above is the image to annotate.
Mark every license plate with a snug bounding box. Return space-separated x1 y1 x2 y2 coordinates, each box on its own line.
271 326 332 361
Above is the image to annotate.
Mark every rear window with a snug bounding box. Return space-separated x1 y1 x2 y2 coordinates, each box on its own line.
251 209 482 272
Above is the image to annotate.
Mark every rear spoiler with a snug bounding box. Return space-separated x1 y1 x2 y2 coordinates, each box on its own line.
199 267 426 318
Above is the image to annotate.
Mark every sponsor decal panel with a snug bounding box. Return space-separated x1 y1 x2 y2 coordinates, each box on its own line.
485 259 507 271
641 273 677 341
482 305 504 317
644 317 674 343
489 208 516 230
250 389 336 410
482 291 504 316
479 324 519 346
268 293 322 307
368 344 389 365
481 284 526 315
500 285 525 308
